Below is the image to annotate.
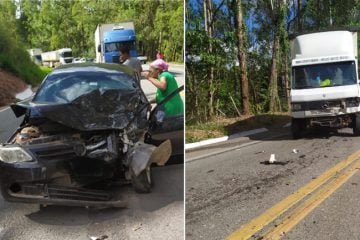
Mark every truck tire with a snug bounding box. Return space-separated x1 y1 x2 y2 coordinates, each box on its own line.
291 118 305 139
131 166 152 193
353 115 360 136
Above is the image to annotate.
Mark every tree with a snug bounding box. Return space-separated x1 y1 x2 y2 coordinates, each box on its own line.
236 0 250 115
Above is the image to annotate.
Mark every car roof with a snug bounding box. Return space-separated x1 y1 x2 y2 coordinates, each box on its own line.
53 63 136 76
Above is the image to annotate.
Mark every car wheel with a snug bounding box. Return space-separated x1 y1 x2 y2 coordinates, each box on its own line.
131 165 152 193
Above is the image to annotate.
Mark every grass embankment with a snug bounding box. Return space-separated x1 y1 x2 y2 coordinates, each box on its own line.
0 20 46 86
0 21 53 106
186 113 291 143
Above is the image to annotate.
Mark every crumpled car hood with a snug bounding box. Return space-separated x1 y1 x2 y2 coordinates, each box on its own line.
12 89 149 131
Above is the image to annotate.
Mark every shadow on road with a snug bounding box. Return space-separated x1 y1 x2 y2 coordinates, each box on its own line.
225 114 356 141
225 114 290 136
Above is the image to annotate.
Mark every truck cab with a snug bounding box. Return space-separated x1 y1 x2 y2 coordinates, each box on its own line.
290 30 360 138
58 48 73 64
95 22 147 64
102 27 138 63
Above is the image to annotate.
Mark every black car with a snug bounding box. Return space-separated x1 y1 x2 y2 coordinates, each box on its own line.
0 63 183 207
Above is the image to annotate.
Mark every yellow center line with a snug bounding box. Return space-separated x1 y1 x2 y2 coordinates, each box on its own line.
262 158 360 240
226 149 360 240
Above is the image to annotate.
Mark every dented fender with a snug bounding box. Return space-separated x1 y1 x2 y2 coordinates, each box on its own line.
127 140 172 177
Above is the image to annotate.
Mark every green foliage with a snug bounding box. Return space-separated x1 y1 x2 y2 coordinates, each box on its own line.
19 0 183 62
0 1 43 85
39 66 54 79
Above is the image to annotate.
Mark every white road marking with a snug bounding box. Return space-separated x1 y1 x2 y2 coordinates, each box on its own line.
0 107 10 113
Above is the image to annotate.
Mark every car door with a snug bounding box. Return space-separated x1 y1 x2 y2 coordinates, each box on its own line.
146 86 184 157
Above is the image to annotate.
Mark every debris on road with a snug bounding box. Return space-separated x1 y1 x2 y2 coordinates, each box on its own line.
89 235 108 240
260 154 289 166
133 223 142 231
292 149 299 154
269 154 276 163
255 150 265 154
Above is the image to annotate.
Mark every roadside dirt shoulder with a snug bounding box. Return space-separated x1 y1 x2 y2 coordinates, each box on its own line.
0 69 27 106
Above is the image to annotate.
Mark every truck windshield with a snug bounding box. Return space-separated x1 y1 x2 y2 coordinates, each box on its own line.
292 61 357 89
105 41 135 52
60 51 72 58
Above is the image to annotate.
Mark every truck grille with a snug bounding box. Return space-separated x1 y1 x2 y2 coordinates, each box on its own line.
64 59 73 63
112 56 120 63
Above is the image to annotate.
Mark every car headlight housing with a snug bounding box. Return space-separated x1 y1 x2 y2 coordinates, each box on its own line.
0 147 33 163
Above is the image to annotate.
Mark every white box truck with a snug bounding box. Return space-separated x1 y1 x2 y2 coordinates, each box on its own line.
290 30 359 138
41 48 73 68
27 48 42 65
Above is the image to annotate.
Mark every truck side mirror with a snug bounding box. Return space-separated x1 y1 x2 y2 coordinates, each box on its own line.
97 44 101 53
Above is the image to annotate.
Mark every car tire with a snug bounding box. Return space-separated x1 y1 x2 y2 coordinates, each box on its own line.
131 165 152 193
291 118 305 139
353 115 360 136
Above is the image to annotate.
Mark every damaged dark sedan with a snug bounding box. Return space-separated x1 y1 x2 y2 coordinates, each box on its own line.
0 63 181 207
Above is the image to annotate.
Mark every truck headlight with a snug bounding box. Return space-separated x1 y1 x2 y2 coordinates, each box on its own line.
0 147 32 163
292 103 302 111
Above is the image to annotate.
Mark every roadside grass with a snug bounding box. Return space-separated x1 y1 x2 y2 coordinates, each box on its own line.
186 113 291 143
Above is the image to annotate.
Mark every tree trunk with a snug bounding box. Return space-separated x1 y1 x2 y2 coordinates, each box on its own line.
296 0 302 32
204 0 215 118
284 49 290 111
236 0 250 115
269 34 281 112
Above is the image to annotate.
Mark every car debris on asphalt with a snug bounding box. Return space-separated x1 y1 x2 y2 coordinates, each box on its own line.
89 235 108 240
269 154 276 163
292 149 299 154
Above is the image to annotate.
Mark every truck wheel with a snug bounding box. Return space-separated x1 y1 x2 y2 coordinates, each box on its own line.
291 118 305 139
131 165 152 193
353 115 360 136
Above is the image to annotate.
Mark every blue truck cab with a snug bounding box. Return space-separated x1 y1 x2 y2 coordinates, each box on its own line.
103 29 138 63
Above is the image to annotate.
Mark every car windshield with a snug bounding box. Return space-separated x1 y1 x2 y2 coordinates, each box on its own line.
105 41 135 52
292 61 357 89
34 71 138 103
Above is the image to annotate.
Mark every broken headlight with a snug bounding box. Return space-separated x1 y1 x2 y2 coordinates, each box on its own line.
0 147 32 163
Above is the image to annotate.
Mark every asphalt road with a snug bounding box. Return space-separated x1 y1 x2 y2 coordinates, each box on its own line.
0 63 184 240
186 128 360 240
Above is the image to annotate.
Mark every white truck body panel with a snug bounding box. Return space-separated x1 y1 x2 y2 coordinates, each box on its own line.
27 48 43 65
27 48 42 57
291 84 359 102
95 22 135 63
41 48 73 67
291 31 357 60
41 51 59 62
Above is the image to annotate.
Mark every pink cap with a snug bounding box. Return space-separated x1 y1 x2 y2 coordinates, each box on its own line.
150 59 169 71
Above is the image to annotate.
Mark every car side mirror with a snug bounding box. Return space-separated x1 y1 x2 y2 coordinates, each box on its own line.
97 44 101 53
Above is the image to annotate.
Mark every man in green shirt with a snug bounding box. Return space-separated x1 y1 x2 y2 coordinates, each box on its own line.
142 59 183 117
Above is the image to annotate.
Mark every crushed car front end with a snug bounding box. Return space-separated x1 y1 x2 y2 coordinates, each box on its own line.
0 64 172 207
